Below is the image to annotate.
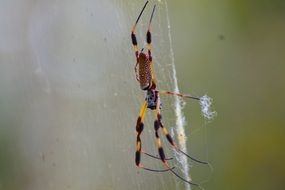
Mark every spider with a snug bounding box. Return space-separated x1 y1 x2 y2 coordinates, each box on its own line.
131 1 209 187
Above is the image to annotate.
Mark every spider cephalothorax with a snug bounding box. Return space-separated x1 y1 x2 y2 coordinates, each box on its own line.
146 90 161 110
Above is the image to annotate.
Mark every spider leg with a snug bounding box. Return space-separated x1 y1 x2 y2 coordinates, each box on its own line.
154 91 210 165
135 100 147 168
146 4 156 52
131 1 149 59
146 4 156 51
158 114 209 165
146 5 157 89
135 100 174 172
153 91 202 187
156 90 201 101
141 149 173 160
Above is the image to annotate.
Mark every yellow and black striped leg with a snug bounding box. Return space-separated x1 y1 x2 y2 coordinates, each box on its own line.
154 91 209 165
153 91 172 166
155 90 210 164
158 114 209 165
131 1 149 59
135 100 173 172
154 92 203 187
146 4 157 88
135 100 147 168
146 4 156 54
131 31 139 59
154 93 208 165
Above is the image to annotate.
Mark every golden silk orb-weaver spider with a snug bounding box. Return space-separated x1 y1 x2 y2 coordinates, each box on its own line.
131 1 211 188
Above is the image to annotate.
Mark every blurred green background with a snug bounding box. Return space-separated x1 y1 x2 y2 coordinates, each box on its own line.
170 0 285 190
0 0 284 190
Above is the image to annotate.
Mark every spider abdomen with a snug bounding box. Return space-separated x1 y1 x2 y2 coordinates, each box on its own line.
138 53 152 90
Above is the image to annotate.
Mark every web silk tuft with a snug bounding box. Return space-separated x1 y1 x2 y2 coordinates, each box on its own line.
199 95 217 121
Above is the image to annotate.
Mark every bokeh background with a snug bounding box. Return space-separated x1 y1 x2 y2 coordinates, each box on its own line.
0 0 284 190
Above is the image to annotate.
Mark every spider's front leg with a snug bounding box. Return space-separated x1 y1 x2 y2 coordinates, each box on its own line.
131 1 149 59
146 5 156 87
146 4 155 55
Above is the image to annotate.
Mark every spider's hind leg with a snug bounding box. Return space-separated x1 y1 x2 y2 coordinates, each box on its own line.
153 91 173 164
153 91 202 187
135 100 174 172
135 100 147 168
155 93 210 165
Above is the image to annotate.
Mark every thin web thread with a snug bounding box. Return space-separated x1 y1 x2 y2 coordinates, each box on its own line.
164 1 191 190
